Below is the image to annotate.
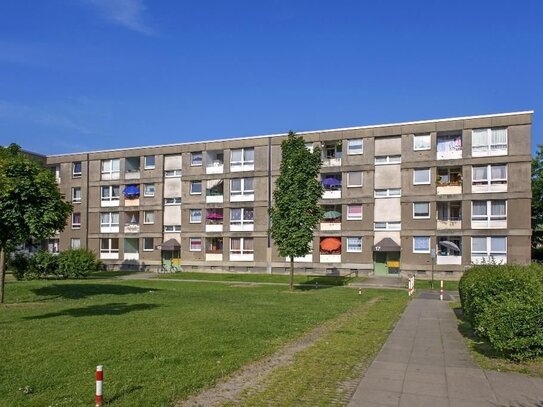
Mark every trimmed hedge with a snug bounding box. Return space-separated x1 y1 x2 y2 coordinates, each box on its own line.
459 264 543 360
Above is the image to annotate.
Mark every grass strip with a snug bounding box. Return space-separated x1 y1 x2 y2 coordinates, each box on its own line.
415 279 459 291
229 290 408 406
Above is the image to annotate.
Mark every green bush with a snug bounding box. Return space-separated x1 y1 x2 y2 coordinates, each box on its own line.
57 249 101 278
459 264 543 360
27 250 59 279
9 253 30 280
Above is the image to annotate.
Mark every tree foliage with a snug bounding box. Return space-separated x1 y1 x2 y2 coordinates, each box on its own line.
532 145 543 249
269 132 323 289
0 144 72 303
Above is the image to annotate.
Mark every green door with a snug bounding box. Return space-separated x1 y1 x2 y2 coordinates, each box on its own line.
374 252 388 276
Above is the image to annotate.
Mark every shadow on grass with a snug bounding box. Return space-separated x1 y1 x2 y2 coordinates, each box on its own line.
295 276 353 291
453 306 507 361
25 302 159 320
107 385 144 404
31 284 158 300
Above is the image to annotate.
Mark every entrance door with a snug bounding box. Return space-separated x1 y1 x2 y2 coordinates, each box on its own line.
374 252 388 276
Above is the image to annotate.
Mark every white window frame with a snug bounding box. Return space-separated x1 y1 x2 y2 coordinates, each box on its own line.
72 212 81 229
374 188 401 198
230 237 254 255
346 237 362 253
374 221 401 231
471 128 508 156
72 161 82 177
471 200 507 222
100 238 119 254
190 209 202 223
230 208 255 226
413 134 431 151
164 169 182 177
347 171 363 187
346 204 363 220
101 159 120 180
143 210 155 224
190 180 202 195
191 152 203 166
164 197 181 205
72 187 81 203
70 238 81 249
413 168 431 185
230 148 255 168
471 236 507 257
472 165 507 186
189 237 202 251
413 202 430 219
230 178 254 196
101 185 120 202
375 155 401 165
100 212 119 229
164 225 181 232
347 139 363 155
144 156 155 169
143 237 154 251
413 236 431 253
143 183 155 197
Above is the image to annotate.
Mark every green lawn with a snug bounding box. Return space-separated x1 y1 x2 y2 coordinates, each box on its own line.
0 279 400 406
415 279 459 291
157 271 366 286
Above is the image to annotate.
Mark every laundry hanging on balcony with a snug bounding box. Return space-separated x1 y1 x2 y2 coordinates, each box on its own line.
123 185 140 199
320 237 341 252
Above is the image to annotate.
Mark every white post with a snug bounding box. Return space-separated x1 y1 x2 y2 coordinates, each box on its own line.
440 280 444 301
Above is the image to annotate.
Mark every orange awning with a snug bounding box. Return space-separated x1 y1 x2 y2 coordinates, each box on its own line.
320 237 341 252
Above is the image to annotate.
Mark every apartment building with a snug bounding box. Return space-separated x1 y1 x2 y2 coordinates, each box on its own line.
43 111 532 279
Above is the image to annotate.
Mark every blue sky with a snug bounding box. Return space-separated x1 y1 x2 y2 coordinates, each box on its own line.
0 0 541 155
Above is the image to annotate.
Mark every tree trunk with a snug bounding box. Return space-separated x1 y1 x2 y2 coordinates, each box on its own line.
289 256 294 291
0 247 5 304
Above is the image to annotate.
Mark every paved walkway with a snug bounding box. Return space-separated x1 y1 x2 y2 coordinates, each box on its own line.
349 298 543 407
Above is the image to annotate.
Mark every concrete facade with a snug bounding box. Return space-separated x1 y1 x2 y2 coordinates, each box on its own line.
42 111 532 279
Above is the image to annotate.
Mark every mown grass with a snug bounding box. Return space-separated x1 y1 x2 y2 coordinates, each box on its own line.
1 279 380 406
157 271 366 286
230 290 408 406
415 279 459 291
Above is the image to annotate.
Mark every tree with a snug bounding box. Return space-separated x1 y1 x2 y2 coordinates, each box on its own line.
532 145 543 250
269 132 323 290
0 144 72 303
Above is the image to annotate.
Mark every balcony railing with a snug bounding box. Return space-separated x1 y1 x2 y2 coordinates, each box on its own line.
124 224 140 234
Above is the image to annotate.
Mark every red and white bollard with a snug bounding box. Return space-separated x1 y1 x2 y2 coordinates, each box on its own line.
407 276 415 296
95 365 103 407
440 280 444 301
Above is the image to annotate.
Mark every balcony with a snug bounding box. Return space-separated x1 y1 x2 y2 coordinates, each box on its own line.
436 255 462 265
206 180 224 203
125 157 140 179
321 222 341 231
125 198 140 207
320 237 341 263
206 253 223 261
437 134 462 160
206 238 223 261
437 167 462 195
320 254 341 263
206 151 224 174
436 220 461 230
285 254 313 263
124 224 140 234
437 238 462 265
321 206 341 231
321 175 342 199
322 142 342 167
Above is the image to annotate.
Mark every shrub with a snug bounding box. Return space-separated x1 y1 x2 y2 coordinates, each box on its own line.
9 253 30 281
459 263 543 360
28 250 59 279
57 249 101 278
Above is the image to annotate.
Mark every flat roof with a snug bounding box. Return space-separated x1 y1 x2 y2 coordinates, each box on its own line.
46 110 533 157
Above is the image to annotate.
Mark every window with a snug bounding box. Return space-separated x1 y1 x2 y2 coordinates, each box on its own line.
374 221 401 230
413 236 431 253
437 133 462 157
164 197 181 205
347 171 363 187
191 152 203 166
101 159 120 180
164 225 181 232
144 156 155 169
413 168 430 185
72 187 81 203
143 238 154 251
230 237 254 255
100 238 119 254
72 212 81 229
347 139 363 155
190 237 202 251
472 236 507 257
346 237 362 252
143 211 155 224
101 185 120 202
230 148 255 168
72 161 82 177
165 169 182 177
374 188 401 198
190 209 202 223
346 205 363 220
375 155 401 165
472 128 508 156
231 178 254 196
230 208 255 225
413 134 431 151
143 183 155 197
413 202 430 218
472 165 507 186
71 238 81 249
472 200 507 222
190 180 202 195
100 212 119 228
